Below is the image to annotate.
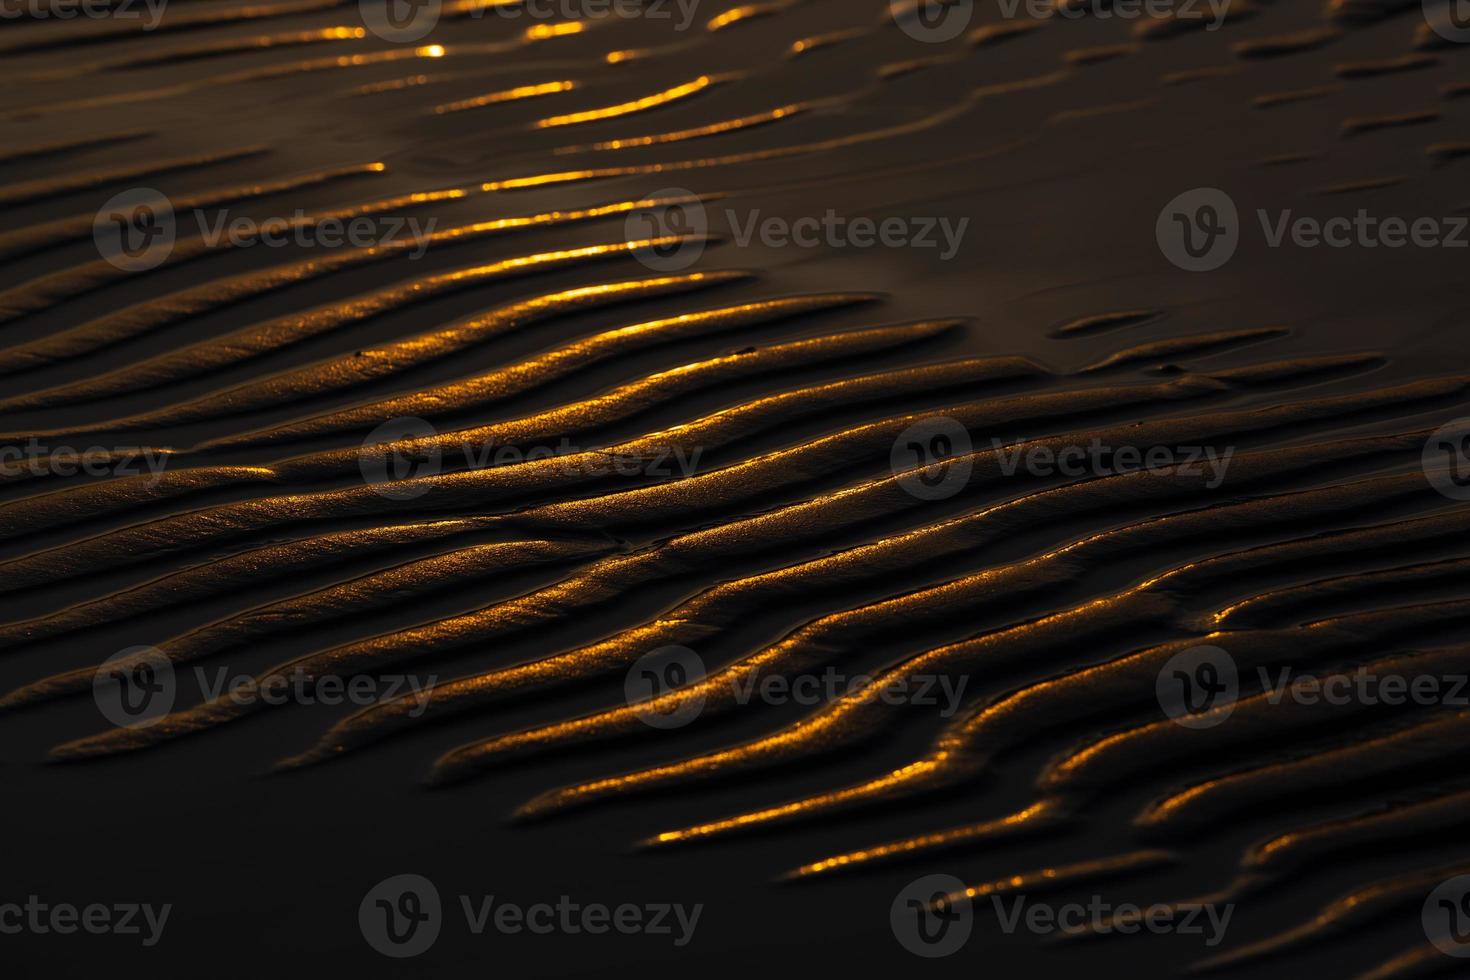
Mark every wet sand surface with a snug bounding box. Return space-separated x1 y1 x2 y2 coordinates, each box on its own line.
3 0 1470 976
